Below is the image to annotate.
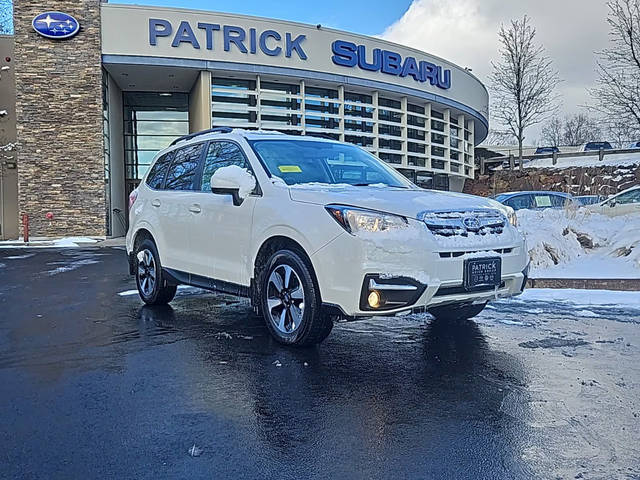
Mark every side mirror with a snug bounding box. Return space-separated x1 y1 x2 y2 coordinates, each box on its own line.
210 166 256 206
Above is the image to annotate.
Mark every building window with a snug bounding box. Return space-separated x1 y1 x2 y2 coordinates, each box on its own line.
305 86 338 99
379 109 402 123
408 142 425 154
344 119 373 133
431 133 445 145
260 81 299 95
431 146 446 158
431 119 445 132
379 138 402 151
431 109 444 120
344 135 374 147
431 159 445 169
344 104 373 118
212 78 256 90
379 124 402 137
123 92 189 184
407 103 425 114
379 97 401 109
345 92 373 104
379 152 402 164
408 128 425 141
407 115 425 127
408 156 426 167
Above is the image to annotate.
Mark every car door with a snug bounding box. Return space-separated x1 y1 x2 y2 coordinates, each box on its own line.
607 189 640 216
190 140 258 285
155 142 205 271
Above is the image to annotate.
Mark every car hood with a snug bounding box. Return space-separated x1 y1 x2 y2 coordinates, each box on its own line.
288 185 507 219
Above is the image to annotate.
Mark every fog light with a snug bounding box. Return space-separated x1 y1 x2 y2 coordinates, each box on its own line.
367 290 382 308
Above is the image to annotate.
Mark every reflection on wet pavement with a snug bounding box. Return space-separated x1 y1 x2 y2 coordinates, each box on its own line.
0 247 638 479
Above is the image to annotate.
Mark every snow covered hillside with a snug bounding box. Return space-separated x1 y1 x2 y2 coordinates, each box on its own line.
517 208 640 279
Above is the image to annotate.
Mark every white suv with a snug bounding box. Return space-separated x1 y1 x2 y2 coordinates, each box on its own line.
126 128 529 346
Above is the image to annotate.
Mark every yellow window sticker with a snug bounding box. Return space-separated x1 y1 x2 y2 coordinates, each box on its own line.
278 165 302 173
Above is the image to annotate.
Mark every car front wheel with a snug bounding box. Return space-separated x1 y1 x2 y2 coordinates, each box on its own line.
261 249 333 346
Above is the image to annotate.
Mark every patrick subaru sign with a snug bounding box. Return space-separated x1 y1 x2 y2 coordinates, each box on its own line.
147 18 451 89
32 12 80 39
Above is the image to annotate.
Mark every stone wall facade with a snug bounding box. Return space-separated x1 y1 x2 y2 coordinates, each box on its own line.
14 1 105 237
464 164 640 198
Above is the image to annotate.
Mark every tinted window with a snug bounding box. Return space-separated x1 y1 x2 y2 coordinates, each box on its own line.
201 141 250 192
145 151 174 189
615 189 640 204
548 194 569 207
504 194 533 210
164 143 204 191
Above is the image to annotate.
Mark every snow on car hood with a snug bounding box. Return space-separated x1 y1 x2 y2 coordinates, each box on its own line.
288 184 506 219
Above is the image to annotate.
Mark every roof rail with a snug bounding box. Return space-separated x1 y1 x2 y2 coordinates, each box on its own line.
169 126 234 147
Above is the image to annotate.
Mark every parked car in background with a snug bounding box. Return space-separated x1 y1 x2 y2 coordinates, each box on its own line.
534 146 560 155
582 141 613 152
493 191 576 211
628 141 640 149
575 195 605 206
587 185 640 216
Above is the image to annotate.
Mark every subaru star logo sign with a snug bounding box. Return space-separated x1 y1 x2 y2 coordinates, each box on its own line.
32 12 80 39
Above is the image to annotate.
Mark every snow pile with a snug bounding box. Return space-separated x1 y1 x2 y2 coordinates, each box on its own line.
517 208 640 278
523 152 640 169
0 237 98 248
211 165 256 199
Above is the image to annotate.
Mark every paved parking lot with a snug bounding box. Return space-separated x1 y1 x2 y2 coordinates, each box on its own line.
1 247 639 479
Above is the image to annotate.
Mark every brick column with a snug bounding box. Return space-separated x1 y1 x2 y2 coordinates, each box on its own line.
14 1 106 237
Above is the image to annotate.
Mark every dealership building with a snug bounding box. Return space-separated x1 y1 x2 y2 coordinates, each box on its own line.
0 1 489 239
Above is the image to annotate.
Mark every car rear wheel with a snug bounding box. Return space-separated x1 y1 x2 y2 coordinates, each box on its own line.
260 249 333 346
135 239 177 305
428 302 487 321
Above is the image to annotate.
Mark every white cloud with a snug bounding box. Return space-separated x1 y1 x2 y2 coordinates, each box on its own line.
382 0 610 143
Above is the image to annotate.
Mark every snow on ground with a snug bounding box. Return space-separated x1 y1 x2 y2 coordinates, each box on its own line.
517 208 640 278
523 152 640 169
513 288 640 308
0 237 99 248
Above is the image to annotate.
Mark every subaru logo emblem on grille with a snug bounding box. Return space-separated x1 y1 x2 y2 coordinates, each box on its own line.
462 216 481 231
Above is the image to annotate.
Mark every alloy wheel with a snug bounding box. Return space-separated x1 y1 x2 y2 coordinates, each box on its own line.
266 264 305 334
137 249 157 297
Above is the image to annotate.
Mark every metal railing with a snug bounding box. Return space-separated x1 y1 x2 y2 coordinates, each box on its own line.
478 147 640 174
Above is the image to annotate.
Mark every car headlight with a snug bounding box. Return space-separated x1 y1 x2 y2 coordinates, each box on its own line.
505 207 517 227
325 205 408 234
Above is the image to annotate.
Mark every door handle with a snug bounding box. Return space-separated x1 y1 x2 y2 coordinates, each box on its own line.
151 199 161 207
189 204 202 214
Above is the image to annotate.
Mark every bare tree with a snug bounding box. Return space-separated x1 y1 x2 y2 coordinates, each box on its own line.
563 113 602 145
540 117 563 146
590 0 640 138
490 15 560 162
0 0 13 35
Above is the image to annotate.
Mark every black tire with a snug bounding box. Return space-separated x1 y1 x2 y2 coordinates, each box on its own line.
134 238 177 306
428 302 487 321
260 249 333 346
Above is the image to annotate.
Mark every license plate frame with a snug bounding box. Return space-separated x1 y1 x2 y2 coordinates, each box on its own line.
464 257 502 290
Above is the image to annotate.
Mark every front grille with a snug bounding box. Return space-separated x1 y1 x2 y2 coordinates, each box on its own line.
434 281 506 297
420 210 506 237
439 248 513 258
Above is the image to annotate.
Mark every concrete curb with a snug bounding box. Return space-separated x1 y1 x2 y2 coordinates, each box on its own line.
527 278 640 291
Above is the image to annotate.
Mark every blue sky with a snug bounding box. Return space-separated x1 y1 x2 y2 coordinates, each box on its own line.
109 0 413 36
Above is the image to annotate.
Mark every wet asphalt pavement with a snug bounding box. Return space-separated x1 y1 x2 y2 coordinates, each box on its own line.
0 247 639 479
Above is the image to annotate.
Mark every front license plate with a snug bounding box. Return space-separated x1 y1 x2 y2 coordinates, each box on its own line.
464 257 502 290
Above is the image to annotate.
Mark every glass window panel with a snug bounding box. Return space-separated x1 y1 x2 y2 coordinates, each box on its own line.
408 128 426 141
344 120 373 133
344 92 373 104
408 142 425 154
164 143 204 191
431 159 445 169
124 135 177 151
344 135 374 147
305 86 338 99
379 109 402 123
344 104 373 118
305 115 339 129
431 146 446 158
212 93 257 106
408 115 425 127
201 141 250 192
124 120 189 135
407 103 425 114
431 109 444 120
305 101 339 114
431 120 445 132
261 98 301 110
379 152 402 164
408 156 426 167
379 138 402 150
145 151 174 189
212 78 256 90
379 97 401 109
379 124 402 137
260 81 299 95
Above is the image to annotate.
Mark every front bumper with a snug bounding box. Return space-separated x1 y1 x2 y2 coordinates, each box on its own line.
311 227 529 317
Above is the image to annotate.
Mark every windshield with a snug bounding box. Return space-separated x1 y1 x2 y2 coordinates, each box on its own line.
249 139 412 188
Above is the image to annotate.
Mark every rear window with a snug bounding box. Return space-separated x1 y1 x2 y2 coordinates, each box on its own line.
145 152 174 189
